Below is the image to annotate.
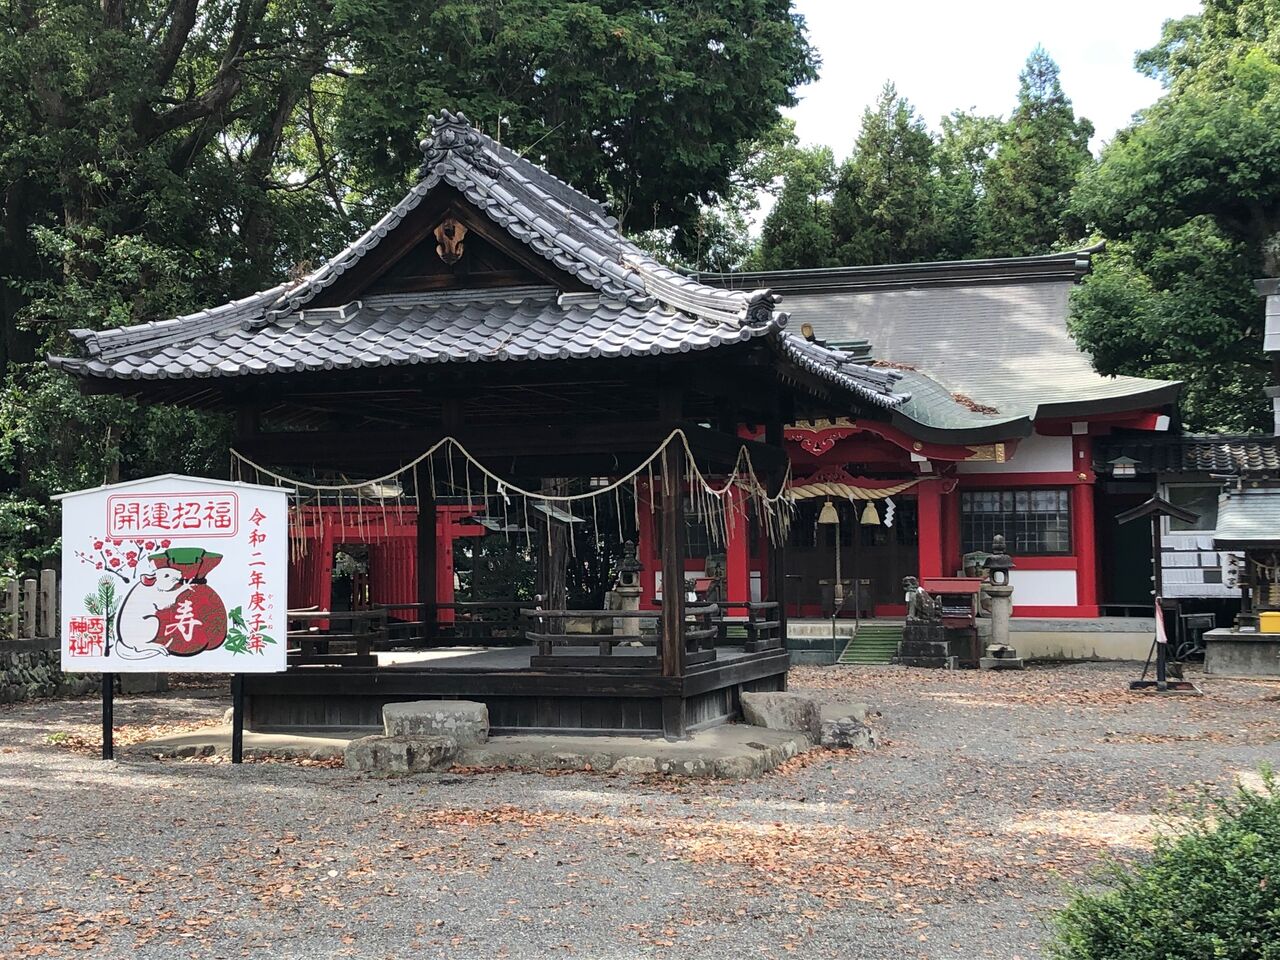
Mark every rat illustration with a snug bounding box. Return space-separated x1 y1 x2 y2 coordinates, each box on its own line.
114 568 183 660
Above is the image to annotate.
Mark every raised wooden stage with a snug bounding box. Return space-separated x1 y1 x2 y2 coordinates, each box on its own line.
243 644 789 739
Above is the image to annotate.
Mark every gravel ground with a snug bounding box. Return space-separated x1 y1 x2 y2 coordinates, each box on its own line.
1 661 1277 960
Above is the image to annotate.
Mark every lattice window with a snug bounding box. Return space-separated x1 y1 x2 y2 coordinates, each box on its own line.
960 489 1071 555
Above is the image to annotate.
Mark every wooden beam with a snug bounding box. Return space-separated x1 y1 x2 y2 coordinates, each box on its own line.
659 441 687 683
765 418 789 643
236 422 678 466
418 493 438 638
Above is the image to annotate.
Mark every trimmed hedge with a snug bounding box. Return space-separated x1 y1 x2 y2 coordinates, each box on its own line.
1049 772 1280 960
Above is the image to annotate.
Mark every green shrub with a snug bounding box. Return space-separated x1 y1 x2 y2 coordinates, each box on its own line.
1049 772 1280 959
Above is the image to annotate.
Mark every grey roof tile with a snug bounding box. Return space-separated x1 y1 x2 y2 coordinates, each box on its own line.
47 111 1017 433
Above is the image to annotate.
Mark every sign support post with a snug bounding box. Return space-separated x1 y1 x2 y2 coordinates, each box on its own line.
231 674 245 764
101 672 114 760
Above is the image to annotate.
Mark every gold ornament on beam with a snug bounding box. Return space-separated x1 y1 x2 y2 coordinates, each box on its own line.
860 501 881 526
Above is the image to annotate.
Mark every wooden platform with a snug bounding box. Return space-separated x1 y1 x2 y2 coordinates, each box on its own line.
243 645 790 739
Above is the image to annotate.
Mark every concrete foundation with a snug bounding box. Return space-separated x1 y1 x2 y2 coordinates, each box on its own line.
1203 629 1280 677
132 700 878 779
1010 617 1155 661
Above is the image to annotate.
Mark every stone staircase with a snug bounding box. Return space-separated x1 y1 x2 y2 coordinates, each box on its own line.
837 622 904 665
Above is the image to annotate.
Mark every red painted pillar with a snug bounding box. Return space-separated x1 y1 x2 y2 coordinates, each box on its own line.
916 480 943 579
940 479 962 576
725 487 750 613
1073 480 1099 613
636 479 659 608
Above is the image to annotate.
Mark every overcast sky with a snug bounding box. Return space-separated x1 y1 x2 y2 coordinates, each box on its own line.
787 0 1202 157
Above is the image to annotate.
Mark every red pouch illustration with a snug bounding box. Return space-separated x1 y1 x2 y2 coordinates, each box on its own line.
150 548 228 656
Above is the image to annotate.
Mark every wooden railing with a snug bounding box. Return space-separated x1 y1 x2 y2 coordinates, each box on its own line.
715 601 782 652
287 608 385 665
523 608 661 670
522 603 727 672
381 601 529 646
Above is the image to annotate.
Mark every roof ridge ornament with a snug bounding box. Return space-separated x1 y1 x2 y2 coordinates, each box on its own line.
743 288 781 327
418 110 498 178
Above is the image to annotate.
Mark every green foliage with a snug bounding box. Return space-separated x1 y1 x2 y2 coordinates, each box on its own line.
0 0 814 566
753 144 838 270
1071 0 1280 431
756 48 1089 269
1048 772 1280 960
980 46 1093 257
333 0 817 230
934 110 1000 260
831 83 939 265
82 577 119 651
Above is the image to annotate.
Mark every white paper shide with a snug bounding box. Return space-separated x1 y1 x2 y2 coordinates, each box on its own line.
57 475 288 673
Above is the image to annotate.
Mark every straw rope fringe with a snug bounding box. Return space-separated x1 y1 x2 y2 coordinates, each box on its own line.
230 428 796 557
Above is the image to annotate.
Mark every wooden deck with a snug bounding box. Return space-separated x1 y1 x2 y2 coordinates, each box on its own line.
243 644 789 739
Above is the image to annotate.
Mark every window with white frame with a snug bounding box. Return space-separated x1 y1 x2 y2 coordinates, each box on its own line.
1165 483 1220 532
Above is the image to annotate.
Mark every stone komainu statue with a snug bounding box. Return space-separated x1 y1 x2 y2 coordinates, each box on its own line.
903 576 941 623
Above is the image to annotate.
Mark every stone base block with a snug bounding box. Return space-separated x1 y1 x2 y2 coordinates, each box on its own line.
382 700 489 746
345 735 457 774
119 673 170 694
820 716 878 749
739 691 821 740
979 657 1025 671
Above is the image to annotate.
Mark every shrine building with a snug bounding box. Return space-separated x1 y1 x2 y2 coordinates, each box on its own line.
49 112 1180 733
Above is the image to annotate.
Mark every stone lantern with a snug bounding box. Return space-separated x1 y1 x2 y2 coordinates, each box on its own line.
611 540 645 639
981 534 1023 670
984 534 1014 586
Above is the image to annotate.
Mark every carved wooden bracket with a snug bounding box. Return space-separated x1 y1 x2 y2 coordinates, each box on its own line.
786 419 857 457
434 217 468 265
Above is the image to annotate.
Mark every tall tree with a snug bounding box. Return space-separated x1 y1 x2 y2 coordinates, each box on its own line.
933 110 1000 261
1070 0 1280 432
753 145 838 270
980 47 1093 257
830 82 938 265
335 0 817 231
0 0 817 568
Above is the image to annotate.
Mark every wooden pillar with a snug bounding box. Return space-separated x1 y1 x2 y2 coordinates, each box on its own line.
659 444 687 680
765 420 788 638
940 479 962 576
1073 479 1099 613
417 492 438 639
725 486 750 612
917 479 943 579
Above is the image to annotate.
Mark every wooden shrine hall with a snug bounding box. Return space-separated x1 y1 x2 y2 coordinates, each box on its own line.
50 112 1031 737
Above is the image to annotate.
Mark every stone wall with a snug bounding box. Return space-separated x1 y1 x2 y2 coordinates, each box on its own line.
0 637 99 703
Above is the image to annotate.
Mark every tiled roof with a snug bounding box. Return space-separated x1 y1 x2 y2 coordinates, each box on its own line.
1095 435 1280 475
49 111 1028 438
65 290 778 378
698 258 1180 420
1214 486 1280 547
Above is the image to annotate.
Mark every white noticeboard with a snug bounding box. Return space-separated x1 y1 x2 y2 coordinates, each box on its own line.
56 475 289 673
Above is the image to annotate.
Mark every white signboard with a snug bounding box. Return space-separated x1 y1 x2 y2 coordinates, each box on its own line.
56 475 288 673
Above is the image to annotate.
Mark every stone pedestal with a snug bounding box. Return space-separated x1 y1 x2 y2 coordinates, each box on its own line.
896 623 952 668
986 583 1013 648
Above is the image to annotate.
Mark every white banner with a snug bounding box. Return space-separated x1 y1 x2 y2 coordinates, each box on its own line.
56 475 289 673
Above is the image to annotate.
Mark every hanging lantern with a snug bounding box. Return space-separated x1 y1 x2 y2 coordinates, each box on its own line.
817 499 840 525
860 501 881 526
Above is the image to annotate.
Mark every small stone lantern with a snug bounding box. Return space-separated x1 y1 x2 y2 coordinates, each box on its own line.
984 534 1014 586
980 534 1023 670
612 540 645 640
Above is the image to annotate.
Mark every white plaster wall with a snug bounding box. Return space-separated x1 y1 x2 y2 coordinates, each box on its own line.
957 431 1074 474
1009 569 1077 606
